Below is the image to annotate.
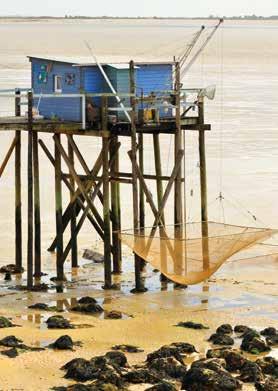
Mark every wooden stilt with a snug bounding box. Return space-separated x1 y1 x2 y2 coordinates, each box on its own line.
55 134 64 281
110 136 122 274
15 89 22 272
129 60 145 292
68 138 78 267
33 131 41 277
101 96 112 288
27 91 33 288
138 133 146 272
198 96 209 269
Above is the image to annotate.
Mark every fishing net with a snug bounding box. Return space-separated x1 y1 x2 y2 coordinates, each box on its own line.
120 222 277 285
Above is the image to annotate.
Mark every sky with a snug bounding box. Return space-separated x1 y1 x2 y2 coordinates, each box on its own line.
0 0 277 17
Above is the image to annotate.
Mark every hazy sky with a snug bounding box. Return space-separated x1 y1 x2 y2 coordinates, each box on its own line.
0 0 277 17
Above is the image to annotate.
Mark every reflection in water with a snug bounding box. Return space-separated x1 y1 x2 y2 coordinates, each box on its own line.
201 283 210 305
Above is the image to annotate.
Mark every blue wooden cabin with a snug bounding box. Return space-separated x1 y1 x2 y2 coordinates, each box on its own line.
29 56 173 122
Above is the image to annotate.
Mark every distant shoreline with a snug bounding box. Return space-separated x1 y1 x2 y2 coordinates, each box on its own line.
0 16 278 21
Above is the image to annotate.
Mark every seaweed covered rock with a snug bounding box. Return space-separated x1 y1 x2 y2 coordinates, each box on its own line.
256 357 278 377
1 347 19 358
123 368 160 384
78 297 97 305
105 351 128 368
71 303 103 314
169 342 197 354
241 333 270 354
266 334 278 347
50 335 74 350
145 381 177 390
146 345 185 364
255 377 278 391
0 264 24 274
46 315 74 329
181 366 242 390
0 316 14 328
106 311 122 319
216 324 233 335
175 321 209 330
28 303 49 310
148 356 187 379
206 347 232 359
260 327 277 337
223 350 247 372
234 325 252 335
208 333 234 346
237 360 264 383
0 335 23 347
191 358 227 373
112 344 144 353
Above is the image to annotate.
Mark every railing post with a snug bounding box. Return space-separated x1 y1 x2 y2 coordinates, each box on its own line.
82 94 86 130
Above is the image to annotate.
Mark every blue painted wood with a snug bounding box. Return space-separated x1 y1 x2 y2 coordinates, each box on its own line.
31 59 82 121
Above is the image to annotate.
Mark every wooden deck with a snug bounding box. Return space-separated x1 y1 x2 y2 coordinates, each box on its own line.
0 116 210 136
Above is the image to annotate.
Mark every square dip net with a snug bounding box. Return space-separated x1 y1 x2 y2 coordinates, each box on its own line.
119 222 277 285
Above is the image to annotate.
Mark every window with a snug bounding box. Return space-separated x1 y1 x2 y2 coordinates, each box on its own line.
54 75 62 93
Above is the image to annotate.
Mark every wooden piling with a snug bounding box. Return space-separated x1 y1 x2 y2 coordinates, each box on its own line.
27 91 33 288
129 60 145 292
55 134 64 281
110 136 122 274
68 138 78 267
198 96 209 269
33 131 41 277
102 96 112 288
15 89 22 272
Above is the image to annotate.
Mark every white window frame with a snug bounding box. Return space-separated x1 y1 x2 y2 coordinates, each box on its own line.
54 75 62 93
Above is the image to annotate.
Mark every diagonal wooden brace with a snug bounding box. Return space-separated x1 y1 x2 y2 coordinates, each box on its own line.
0 136 17 178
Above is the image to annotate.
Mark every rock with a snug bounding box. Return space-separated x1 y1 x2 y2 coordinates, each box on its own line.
1 347 19 358
241 328 260 340
90 382 124 391
71 303 103 314
105 351 128 367
206 347 232 359
83 249 104 263
208 333 234 346
224 350 247 372
0 316 14 328
234 325 252 335
0 335 23 347
237 360 264 383
0 264 24 274
4 272 11 281
191 358 227 373
78 296 97 305
145 381 177 390
106 311 122 319
112 344 144 353
260 327 277 337
241 333 270 354
146 345 185 364
255 377 278 391
28 303 49 310
123 368 160 384
216 324 233 335
46 315 74 329
63 357 100 381
181 366 242 390
148 356 187 379
266 334 278 347
175 321 209 330
169 342 197 354
50 335 74 350
256 357 278 377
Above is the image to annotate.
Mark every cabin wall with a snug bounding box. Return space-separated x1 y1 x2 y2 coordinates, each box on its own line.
31 59 82 121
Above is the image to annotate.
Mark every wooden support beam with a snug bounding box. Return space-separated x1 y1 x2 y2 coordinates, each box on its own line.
33 130 42 277
129 60 146 292
27 91 33 288
39 139 104 243
0 137 16 178
15 89 22 272
101 95 112 288
198 97 209 269
110 136 122 274
55 134 64 281
68 138 78 268
138 133 146 272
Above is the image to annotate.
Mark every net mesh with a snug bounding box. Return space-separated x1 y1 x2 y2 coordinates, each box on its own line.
120 222 277 285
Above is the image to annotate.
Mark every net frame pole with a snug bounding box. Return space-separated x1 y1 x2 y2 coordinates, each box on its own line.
27 91 34 288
